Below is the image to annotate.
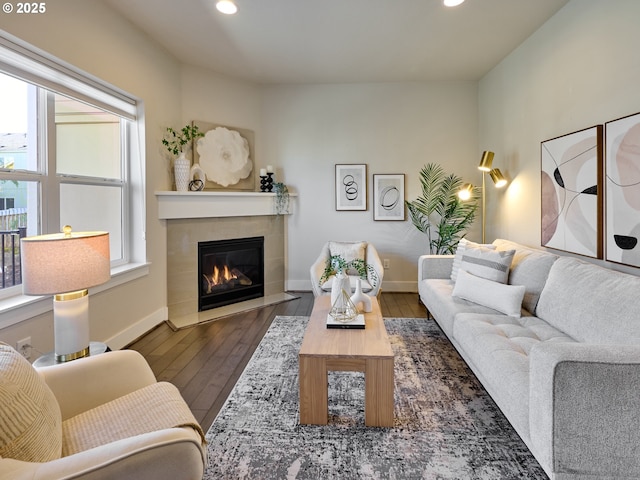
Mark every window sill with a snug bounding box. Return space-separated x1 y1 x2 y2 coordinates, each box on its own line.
0 262 150 330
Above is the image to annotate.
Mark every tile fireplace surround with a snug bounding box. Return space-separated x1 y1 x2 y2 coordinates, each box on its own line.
158 191 296 327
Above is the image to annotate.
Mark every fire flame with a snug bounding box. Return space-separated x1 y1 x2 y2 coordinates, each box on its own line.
210 264 238 286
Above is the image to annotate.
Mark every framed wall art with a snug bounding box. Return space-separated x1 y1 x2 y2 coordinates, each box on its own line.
540 125 603 258
605 112 640 268
373 174 405 221
193 120 255 191
335 164 367 211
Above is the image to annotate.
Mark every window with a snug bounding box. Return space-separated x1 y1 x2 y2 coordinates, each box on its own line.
0 32 146 308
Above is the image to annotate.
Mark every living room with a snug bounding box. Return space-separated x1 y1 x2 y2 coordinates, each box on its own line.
3 0 638 356
1 0 640 478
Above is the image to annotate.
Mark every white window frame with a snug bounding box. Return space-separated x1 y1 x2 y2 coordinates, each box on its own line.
0 30 148 329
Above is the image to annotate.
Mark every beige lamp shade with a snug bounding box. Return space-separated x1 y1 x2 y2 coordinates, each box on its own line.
21 227 110 296
478 151 495 172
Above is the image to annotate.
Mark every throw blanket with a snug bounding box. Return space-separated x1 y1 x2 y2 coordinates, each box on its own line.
62 382 205 456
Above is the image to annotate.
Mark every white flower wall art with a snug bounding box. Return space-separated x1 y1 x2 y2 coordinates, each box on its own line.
197 127 253 187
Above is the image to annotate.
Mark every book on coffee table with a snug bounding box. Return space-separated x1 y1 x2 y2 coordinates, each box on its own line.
326 314 365 329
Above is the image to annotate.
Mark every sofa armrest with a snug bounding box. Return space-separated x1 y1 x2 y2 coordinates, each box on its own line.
0 427 205 480
529 342 640 478
417 254 453 281
37 350 157 420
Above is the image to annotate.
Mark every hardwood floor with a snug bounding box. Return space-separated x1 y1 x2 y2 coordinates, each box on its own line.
126 291 426 431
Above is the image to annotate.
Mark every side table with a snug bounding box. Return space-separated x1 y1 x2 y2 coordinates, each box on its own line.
33 342 110 368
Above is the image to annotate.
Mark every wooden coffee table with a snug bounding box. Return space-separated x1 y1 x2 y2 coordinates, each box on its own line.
298 295 394 427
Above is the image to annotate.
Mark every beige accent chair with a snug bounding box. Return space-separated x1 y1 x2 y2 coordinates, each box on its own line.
310 240 383 298
0 344 206 480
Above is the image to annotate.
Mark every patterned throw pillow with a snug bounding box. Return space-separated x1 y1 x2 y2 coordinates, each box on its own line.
450 238 496 282
0 343 62 462
458 245 516 284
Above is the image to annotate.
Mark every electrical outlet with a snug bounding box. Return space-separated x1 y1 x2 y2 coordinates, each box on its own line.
16 337 31 360
383 259 390 269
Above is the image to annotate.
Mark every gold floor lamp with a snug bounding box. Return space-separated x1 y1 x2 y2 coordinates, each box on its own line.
459 151 507 243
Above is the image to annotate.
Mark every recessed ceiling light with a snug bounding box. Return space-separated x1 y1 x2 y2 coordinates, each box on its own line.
216 0 237 14
444 0 465 6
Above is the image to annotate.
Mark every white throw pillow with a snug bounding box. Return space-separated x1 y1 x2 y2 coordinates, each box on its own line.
453 269 525 317
328 241 367 275
459 245 515 284
450 239 496 282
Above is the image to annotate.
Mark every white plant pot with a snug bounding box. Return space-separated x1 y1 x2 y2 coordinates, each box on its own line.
330 272 351 306
174 153 190 192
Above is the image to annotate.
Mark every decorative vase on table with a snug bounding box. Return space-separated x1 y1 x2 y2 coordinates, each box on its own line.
174 152 190 192
350 277 372 313
330 271 351 306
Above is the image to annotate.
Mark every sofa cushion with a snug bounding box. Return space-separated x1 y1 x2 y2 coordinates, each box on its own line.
452 313 575 439
0 343 62 462
493 239 558 314
328 241 367 276
536 257 640 345
459 245 515 283
450 238 495 282
453 270 525 317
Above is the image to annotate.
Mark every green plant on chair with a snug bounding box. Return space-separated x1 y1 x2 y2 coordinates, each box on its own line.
319 255 379 288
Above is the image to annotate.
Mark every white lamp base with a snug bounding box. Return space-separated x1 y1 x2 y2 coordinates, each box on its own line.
53 289 90 362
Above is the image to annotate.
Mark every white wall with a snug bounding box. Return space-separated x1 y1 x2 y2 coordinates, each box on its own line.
0 0 181 354
480 0 640 277
260 82 479 291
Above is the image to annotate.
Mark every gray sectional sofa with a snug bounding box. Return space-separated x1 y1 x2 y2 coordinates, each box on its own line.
418 239 640 480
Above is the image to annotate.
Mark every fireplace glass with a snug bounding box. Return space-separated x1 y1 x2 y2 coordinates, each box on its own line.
198 236 264 311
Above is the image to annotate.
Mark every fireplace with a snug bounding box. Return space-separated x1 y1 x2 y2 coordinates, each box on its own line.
198 236 264 311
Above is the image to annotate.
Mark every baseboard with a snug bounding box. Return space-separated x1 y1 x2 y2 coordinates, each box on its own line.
105 306 168 350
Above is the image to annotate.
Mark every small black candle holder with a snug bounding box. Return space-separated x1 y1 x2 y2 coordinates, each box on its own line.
259 175 268 192
266 172 274 192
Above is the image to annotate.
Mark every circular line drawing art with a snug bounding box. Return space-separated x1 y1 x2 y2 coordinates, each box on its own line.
197 127 253 187
379 186 400 210
343 174 359 200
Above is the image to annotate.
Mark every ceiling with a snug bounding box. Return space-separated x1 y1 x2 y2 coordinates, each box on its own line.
103 0 569 85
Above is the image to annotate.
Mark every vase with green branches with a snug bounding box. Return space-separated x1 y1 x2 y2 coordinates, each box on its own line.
162 124 204 156
405 163 479 254
162 124 204 191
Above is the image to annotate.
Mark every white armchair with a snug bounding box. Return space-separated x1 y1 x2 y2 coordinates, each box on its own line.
0 344 205 480
310 241 383 297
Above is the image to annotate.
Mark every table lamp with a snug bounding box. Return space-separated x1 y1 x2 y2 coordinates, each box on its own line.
21 225 110 362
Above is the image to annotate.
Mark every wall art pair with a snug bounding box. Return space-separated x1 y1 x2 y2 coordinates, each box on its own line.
541 112 640 268
334 164 405 221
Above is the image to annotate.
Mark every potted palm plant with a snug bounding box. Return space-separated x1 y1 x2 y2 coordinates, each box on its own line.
405 163 479 254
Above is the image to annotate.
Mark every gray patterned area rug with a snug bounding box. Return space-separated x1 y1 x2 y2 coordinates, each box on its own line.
204 316 547 479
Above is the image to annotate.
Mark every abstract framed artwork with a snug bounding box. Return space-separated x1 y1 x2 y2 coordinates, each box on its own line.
373 174 405 221
541 125 603 258
605 112 640 267
335 164 367 211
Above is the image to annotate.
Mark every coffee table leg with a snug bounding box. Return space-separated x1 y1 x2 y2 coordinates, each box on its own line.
299 355 328 425
365 357 394 427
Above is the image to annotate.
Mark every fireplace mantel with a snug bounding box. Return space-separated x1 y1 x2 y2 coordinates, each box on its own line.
155 191 297 220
